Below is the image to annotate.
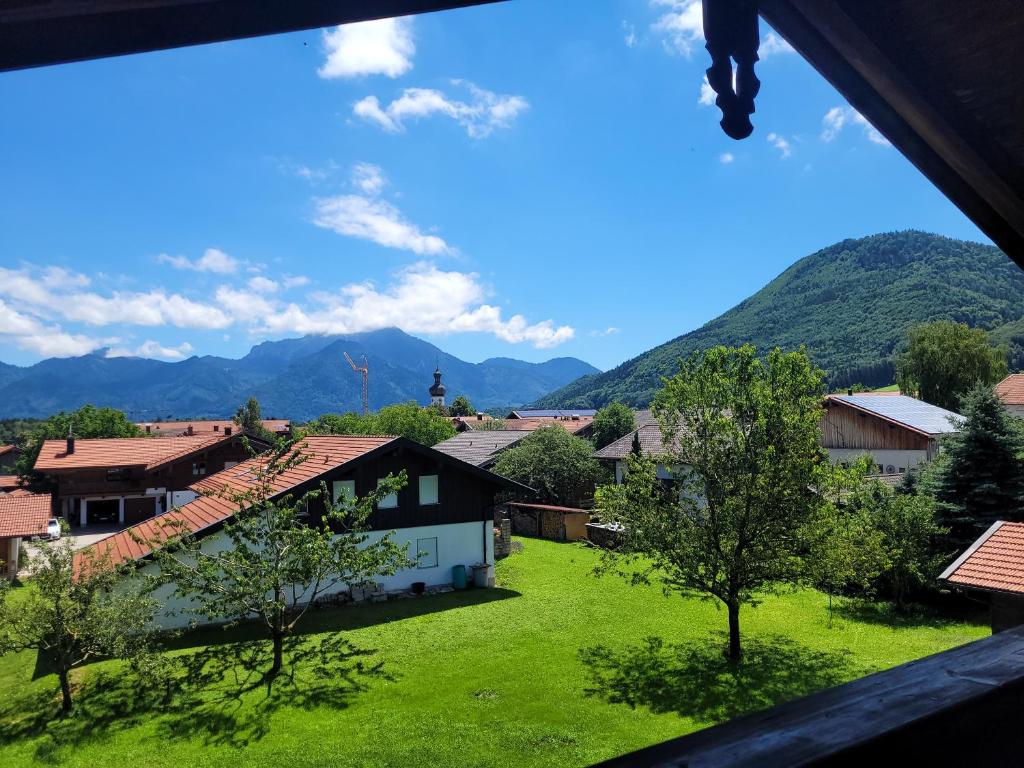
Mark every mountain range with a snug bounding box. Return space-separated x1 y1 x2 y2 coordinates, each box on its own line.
0 329 599 421
534 230 1024 408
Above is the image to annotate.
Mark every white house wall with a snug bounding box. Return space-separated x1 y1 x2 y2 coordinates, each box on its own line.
135 520 494 629
826 447 928 474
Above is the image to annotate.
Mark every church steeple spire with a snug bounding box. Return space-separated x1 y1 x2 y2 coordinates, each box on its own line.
429 366 446 407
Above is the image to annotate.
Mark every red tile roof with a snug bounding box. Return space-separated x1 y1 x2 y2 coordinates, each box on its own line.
0 445 14 457
34 434 235 472
136 419 290 437
0 493 51 538
995 374 1024 406
0 475 21 491
80 436 397 570
503 417 593 435
940 521 1024 594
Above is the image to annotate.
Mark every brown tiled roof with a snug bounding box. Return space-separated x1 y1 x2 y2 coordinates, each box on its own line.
0 445 14 457
79 436 397 570
503 416 593 435
136 419 290 437
940 521 1024 595
0 493 51 538
594 424 679 460
995 374 1024 406
35 434 234 472
0 475 21 491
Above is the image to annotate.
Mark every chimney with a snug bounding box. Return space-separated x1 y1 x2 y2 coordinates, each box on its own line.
145 424 151 434
187 425 194 436
214 425 220 432
224 426 232 436
571 414 580 421
66 426 75 455
847 388 853 396
476 412 484 421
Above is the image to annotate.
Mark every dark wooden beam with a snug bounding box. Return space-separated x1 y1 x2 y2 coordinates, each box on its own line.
0 0 507 73
758 0 1024 267
597 625 1024 767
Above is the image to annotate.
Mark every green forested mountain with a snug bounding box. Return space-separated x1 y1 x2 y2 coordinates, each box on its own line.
535 231 1024 408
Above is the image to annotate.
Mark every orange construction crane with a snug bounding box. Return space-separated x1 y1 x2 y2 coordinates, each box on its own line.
343 352 369 416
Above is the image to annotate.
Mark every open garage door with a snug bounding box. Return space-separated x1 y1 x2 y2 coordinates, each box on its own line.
85 499 119 525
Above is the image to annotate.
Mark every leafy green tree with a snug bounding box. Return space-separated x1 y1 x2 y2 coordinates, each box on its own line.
591 403 636 449
596 345 826 661
234 396 275 440
0 538 157 713
149 440 412 680
929 384 1024 552
303 402 456 447
16 405 142 490
448 395 474 417
493 425 601 507
896 321 1008 410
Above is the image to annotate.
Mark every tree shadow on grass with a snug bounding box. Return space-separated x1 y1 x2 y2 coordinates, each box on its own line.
2 632 391 761
579 633 867 726
832 598 986 629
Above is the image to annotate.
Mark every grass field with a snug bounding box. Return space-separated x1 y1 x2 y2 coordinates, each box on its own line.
0 538 987 767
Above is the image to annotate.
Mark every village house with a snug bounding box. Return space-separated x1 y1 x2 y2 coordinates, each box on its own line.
820 392 960 475
35 432 269 528
939 521 1024 634
135 419 290 438
0 493 50 579
0 444 19 473
434 430 530 468
995 374 1024 419
593 423 679 485
79 435 527 627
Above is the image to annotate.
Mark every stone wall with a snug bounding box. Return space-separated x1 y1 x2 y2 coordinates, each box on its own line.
494 514 512 560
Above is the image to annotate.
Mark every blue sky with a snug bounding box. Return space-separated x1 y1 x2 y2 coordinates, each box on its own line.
0 0 988 370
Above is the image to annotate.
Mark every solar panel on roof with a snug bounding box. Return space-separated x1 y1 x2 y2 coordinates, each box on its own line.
834 395 961 434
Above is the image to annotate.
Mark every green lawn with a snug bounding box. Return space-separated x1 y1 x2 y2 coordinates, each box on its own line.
0 539 986 767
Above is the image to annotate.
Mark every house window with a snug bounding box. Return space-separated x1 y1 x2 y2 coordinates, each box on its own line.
192 461 207 476
416 537 438 569
333 480 356 504
377 479 398 509
419 475 439 506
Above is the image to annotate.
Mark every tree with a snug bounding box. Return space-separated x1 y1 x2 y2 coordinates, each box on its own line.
596 345 825 661
149 440 412 680
448 395 474 417
16 405 142 491
929 384 1024 552
234 396 275 440
896 321 1007 410
493 425 601 507
0 538 157 713
302 402 456 447
591 403 636 449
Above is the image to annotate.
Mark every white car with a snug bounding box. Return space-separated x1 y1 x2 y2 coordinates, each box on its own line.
46 518 61 541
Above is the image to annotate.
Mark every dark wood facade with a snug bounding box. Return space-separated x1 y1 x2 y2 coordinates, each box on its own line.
820 400 931 452
295 441 506 533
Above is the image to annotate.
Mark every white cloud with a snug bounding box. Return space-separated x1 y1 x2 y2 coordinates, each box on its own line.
258 262 574 349
760 32 795 58
821 106 890 146
0 267 232 330
106 340 194 361
719 152 734 164
248 276 279 294
157 247 239 274
652 0 704 58
318 17 415 79
623 21 638 48
699 75 716 106
314 195 451 255
352 162 386 195
0 298 104 357
354 81 529 138
282 275 310 289
766 132 793 158
213 286 278 324
590 327 621 337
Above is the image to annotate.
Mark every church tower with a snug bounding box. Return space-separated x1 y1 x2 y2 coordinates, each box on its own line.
429 367 446 408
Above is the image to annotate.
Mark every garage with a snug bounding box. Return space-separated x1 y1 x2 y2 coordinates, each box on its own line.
84 498 119 525
123 496 157 525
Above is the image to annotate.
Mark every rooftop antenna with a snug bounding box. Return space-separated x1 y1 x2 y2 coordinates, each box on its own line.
343 352 369 416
